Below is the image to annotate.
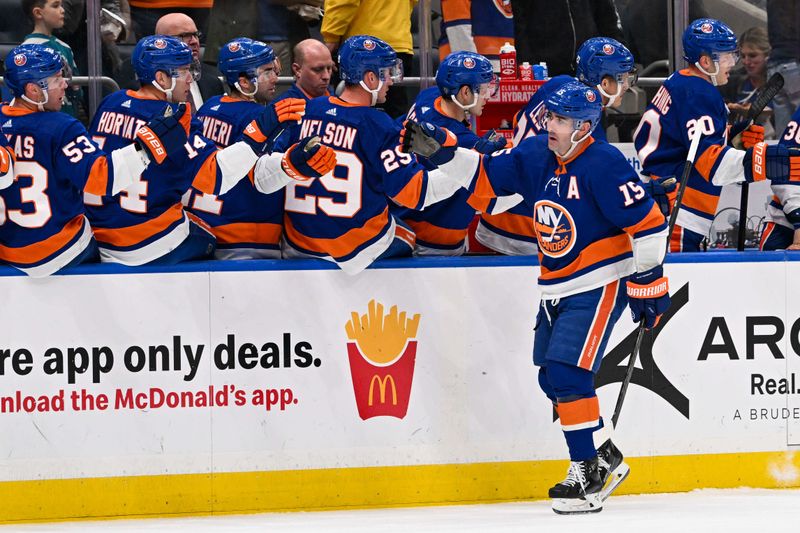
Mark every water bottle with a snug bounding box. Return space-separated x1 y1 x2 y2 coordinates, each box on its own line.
539 61 549 79
499 42 517 80
519 62 533 81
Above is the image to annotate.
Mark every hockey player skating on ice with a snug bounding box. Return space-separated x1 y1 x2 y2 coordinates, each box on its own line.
0 44 187 276
633 18 769 252
404 81 671 513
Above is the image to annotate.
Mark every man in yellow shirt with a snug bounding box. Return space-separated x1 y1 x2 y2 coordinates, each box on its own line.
322 0 417 118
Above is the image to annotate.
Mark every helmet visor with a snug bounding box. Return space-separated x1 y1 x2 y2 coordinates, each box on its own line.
717 51 739 69
379 59 404 83
480 74 500 98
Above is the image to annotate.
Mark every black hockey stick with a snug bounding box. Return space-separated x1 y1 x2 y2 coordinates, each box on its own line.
735 73 784 250
611 130 703 429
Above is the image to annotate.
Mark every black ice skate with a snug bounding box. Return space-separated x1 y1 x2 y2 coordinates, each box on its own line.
597 439 630 501
549 457 604 514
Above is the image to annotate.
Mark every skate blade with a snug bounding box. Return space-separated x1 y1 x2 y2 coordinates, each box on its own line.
600 461 631 502
552 494 603 515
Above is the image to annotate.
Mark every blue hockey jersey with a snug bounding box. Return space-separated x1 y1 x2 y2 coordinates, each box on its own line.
0 104 139 276
467 135 667 297
274 96 464 273
633 69 734 240
767 107 800 233
193 95 283 259
87 90 249 265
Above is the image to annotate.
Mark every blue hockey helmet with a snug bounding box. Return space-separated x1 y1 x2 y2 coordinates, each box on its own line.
545 80 602 132
4 44 65 97
436 51 497 98
682 18 737 63
338 35 402 84
132 35 193 84
576 37 635 86
218 37 276 88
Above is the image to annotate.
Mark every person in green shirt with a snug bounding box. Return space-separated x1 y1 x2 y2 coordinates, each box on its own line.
22 0 85 121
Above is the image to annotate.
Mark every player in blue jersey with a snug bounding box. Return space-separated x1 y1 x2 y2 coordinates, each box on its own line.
393 51 509 255
193 38 302 259
273 39 334 104
633 19 768 252
761 107 800 251
405 81 668 513
87 35 326 266
0 44 187 276
272 35 481 274
482 38 639 256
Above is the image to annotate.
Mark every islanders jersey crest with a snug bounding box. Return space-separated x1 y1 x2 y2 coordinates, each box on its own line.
534 200 576 257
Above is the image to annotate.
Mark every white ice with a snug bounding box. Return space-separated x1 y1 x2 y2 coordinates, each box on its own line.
2 488 799 533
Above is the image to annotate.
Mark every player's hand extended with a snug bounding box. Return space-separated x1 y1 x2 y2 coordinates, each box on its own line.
643 176 677 217
743 142 800 183
281 136 336 181
399 120 458 165
473 129 511 154
243 98 306 155
626 265 670 330
135 104 188 165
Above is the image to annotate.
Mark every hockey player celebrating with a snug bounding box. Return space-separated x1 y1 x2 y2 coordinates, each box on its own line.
273 35 481 274
87 35 329 265
0 44 187 276
404 81 669 513
478 37 638 256
192 38 302 259
633 18 766 252
394 50 509 255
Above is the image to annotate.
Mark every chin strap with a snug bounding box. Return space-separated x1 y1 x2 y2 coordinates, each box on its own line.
151 77 178 102
235 78 259 99
597 83 623 108
695 60 721 86
359 78 383 106
556 128 590 160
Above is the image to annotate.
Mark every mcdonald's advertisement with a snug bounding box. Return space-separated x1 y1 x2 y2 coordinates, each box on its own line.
0 257 799 484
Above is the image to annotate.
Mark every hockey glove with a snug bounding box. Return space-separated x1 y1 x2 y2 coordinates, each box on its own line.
135 103 188 165
626 265 670 330
743 142 800 183
643 176 677 217
243 98 306 155
740 124 765 149
473 130 511 154
281 136 336 181
399 120 458 166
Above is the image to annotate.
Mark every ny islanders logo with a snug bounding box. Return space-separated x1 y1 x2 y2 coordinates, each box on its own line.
603 43 615 55
463 57 476 69
700 22 714 33
492 0 513 18
534 200 576 257
345 300 421 420
227 42 241 53
585 90 597 103
153 38 168 49
363 39 376 51
13 54 26 66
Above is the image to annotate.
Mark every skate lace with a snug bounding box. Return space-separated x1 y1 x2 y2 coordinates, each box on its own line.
563 461 587 487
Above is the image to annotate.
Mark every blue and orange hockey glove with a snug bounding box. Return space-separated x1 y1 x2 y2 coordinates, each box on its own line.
740 124 765 149
281 136 336 181
643 175 677 217
473 129 512 154
627 265 670 330
743 142 800 183
135 103 188 165
243 98 306 155
399 120 458 165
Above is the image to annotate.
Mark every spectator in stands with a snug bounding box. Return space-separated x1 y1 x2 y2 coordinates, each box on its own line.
116 12 225 109
274 39 334 102
22 0 85 119
766 0 800 135
322 0 417 118
58 0 127 84
511 0 624 76
128 0 213 41
438 0 514 73
721 27 775 140
258 0 322 78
